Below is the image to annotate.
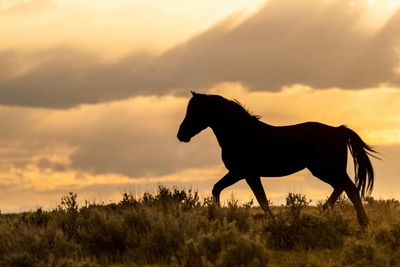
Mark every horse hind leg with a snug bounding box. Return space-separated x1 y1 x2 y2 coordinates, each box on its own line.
245 176 275 219
310 169 368 227
342 174 369 227
309 168 344 211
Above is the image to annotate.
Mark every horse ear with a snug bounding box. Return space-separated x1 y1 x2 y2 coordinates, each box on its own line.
191 90 197 96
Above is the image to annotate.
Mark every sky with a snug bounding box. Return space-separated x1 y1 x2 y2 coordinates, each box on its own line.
0 0 399 212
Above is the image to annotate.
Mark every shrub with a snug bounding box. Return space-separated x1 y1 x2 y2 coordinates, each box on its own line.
59 192 79 240
225 197 253 232
140 212 185 264
55 258 100 267
375 223 400 249
23 207 50 228
215 235 269 267
141 186 201 211
119 192 139 208
266 212 350 249
365 197 400 224
123 208 151 237
77 211 127 261
60 192 79 213
205 200 224 222
180 222 269 267
1 253 36 267
285 192 311 221
341 240 383 267
265 193 350 249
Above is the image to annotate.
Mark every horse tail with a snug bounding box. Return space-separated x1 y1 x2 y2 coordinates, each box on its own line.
339 125 378 198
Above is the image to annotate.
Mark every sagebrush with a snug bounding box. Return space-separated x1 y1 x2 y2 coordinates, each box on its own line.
0 186 399 266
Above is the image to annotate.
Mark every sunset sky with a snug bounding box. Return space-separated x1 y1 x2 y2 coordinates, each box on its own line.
0 0 399 212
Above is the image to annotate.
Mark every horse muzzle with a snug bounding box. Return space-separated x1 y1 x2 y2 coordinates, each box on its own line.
177 134 191 143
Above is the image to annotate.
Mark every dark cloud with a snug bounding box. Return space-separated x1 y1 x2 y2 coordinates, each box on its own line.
0 49 153 108
36 157 67 172
69 127 220 177
155 0 400 90
0 98 221 177
0 0 399 108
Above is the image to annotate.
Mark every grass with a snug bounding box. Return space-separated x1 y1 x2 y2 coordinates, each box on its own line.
0 186 400 266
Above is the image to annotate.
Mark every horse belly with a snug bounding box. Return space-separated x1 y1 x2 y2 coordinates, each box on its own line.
222 152 306 177
258 160 306 177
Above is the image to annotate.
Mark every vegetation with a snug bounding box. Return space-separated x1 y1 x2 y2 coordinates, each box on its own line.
0 187 400 266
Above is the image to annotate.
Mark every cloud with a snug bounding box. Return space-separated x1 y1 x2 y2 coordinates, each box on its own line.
0 0 399 108
152 0 400 90
0 48 155 108
0 95 221 177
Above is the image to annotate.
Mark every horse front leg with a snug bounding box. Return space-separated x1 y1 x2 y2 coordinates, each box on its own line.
323 187 343 211
212 171 241 205
246 176 275 219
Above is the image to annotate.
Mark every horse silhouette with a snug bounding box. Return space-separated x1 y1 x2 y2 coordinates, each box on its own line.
177 92 377 227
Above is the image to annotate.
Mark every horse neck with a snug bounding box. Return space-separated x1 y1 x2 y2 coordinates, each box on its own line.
209 116 256 148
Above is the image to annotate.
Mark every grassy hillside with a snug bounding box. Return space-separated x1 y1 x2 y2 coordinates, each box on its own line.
0 186 399 267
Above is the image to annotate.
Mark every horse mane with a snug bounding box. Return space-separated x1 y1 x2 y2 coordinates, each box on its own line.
209 95 261 120
231 99 261 120
193 93 261 121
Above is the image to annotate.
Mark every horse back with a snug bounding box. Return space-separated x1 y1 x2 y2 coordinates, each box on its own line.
221 121 347 177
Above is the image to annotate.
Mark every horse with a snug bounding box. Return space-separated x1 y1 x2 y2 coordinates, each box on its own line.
177 91 377 227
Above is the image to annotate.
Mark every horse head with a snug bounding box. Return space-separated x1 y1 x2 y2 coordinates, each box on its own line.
177 91 209 142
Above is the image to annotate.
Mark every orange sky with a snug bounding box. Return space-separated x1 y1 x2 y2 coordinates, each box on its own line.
0 0 399 212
